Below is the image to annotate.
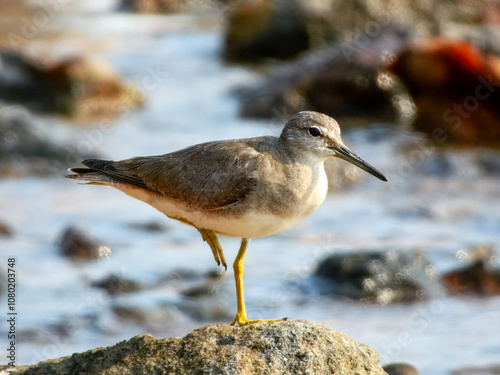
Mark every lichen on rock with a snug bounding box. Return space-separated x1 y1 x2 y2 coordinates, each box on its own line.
6 320 386 375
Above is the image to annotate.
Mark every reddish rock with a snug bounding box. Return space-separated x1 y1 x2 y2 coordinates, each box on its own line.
0 221 13 237
443 259 500 296
390 38 500 146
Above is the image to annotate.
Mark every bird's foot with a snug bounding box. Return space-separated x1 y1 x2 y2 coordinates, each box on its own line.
230 313 288 326
199 229 227 271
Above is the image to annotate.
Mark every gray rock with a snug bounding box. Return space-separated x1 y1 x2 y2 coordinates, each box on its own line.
91 274 143 295
58 226 111 260
0 104 80 176
126 220 169 233
0 49 71 113
315 249 444 304
5 320 386 375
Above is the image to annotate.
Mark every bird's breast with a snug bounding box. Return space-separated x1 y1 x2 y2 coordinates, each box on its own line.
234 161 328 237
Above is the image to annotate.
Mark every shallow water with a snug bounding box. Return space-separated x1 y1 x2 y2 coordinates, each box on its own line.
1 4 500 374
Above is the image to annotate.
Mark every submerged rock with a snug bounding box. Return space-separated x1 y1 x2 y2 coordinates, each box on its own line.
58 226 111 260
91 274 143 295
126 220 169 233
315 249 443 304
7 320 386 375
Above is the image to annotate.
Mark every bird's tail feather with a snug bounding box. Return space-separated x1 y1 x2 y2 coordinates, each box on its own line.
65 168 112 185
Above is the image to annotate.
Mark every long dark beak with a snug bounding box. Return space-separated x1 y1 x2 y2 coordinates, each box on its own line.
331 146 387 182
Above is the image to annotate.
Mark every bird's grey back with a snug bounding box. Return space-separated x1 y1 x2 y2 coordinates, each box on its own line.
74 136 292 211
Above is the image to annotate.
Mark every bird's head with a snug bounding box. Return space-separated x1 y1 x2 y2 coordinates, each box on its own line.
280 111 387 181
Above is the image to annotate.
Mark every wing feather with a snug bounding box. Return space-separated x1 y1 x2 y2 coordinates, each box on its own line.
79 139 267 211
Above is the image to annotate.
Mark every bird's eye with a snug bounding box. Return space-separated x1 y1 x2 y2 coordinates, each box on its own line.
308 126 322 137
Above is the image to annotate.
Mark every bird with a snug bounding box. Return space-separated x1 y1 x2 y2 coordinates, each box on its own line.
66 111 387 326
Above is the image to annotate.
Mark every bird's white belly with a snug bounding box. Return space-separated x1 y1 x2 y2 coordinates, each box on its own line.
114 168 328 239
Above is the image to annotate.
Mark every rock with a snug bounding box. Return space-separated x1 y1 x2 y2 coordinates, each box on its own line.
118 0 188 13
0 50 142 120
314 250 443 304
0 49 71 113
180 282 218 298
239 26 409 121
451 364 500 375
0 104 83 176
6 320 386 375
126 221 169 232
443 256 500 296
111 302 185 325
418 148 500 178
223 0 495 63
0 221 13 237
389 38 500 146
384 363 420 375
91 274 143 295
475 149 500 174
223 0 315 62
58 226 111 260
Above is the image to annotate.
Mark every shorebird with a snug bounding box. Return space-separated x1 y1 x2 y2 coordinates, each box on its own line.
66 111 387 326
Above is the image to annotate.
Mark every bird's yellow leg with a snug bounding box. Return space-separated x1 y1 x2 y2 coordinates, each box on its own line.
230 238 288 326
199 229 227 270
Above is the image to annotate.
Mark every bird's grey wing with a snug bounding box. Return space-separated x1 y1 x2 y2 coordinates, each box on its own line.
81 140 263 210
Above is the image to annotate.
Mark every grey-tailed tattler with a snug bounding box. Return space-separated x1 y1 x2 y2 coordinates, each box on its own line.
66 111 387 326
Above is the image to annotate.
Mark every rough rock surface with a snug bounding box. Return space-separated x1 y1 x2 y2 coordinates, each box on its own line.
6 320 386 375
